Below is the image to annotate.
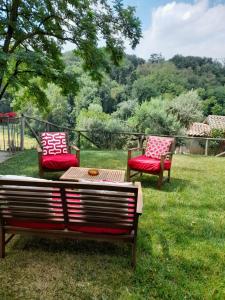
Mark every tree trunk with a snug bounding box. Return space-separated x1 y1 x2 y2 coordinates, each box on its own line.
0 0 20 100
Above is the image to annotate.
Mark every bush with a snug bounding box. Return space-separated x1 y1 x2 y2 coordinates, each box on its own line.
128 97 183 136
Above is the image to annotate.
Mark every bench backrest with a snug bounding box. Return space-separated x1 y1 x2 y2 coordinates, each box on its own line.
0 179 139 232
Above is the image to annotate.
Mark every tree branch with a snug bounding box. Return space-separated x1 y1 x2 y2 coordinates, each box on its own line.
10 14 66 53
0 60 21 99
3 0 20 53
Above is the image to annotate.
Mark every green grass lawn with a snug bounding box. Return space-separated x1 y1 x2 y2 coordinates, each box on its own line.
0 150 225 299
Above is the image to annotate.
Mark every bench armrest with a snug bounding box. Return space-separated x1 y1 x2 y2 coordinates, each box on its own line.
135 181 143 214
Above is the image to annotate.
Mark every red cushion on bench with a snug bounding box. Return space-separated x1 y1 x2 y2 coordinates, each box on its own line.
128 155 171 173
41 153 78 170
67 225 130 235
6 220 65 230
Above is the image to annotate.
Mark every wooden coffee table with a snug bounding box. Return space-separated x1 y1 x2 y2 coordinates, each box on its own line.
60 167 126 182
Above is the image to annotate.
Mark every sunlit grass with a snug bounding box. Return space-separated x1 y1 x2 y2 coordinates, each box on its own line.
0 150 225 299
0 127 36 150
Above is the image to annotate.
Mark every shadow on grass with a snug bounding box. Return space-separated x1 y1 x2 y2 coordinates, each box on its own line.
138 175 194 192
10 235 130 259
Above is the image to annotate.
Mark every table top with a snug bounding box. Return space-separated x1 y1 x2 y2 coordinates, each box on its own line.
60 167 126 182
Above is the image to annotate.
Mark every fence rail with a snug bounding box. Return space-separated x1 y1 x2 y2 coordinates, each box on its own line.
0 114 224 157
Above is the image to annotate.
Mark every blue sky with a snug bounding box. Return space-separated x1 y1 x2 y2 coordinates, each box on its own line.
64 1 225 59
123 0 225 59
123 0 225 30
123 0 192 29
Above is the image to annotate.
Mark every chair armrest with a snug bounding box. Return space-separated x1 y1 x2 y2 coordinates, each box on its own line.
70 145 80 152
161 152 173 161
70 145 80 166
128 147 145 160
160 152 173 171
134 181 143 214
128 147 145 152
36 145 43 154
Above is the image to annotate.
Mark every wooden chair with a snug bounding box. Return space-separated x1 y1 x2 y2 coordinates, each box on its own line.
127 136 175 189
0 179 143 268
37 132 80 177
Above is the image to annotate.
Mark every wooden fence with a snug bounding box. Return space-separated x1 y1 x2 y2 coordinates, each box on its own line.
0 117 22 152
1 114 225 157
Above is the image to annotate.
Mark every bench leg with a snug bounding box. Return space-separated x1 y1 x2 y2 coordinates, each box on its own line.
0 227 5 258
131 241 136 269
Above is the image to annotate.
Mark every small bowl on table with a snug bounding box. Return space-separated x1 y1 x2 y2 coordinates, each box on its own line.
88 169 99 176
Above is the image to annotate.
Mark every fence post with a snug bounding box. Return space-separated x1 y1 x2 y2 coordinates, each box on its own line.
46 123 50 132
205 139 209 156
7 118 11 152
20 115 25 151
77 131 81 149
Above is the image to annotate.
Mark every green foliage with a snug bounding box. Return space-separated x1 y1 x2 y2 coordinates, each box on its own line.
209 129 225 154
201 86 225 115
129 97 182 135
132 62 187 103
168 90 203 127
10 51 225 138
77 104 130 149
0 0 141 106
131 76 159 103
112 99 137 120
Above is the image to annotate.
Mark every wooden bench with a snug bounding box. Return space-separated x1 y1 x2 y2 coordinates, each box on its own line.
0 179 143 267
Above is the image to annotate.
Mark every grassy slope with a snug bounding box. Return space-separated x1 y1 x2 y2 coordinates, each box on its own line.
0 150 225 299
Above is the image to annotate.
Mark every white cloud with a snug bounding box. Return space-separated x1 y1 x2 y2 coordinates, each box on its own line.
127 0 225 59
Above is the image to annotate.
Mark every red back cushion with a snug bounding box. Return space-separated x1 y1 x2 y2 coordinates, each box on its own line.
41 132 68 156
145 136 173 159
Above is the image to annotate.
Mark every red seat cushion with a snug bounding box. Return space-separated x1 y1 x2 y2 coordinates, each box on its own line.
6 220 65 230
128 155 171 174
67 225 131 235
41 153 78 170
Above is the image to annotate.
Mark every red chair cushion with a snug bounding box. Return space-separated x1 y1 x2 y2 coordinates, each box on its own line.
41 153 78 170
67 225 131 235
41 132 68 156
145 136 173 159
128 155 171 174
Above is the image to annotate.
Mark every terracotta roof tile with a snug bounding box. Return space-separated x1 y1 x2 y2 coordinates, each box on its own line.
187 122 210 137
205 115 225 130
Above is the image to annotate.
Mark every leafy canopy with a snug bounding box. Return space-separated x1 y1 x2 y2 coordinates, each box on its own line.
0 0 141 107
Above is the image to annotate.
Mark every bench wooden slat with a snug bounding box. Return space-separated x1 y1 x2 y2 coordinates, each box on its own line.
0 179 142 267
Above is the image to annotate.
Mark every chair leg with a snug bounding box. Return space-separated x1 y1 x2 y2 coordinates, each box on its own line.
127 166 131 182
39 166 44 178
157 171 163 189
168 170 171 182
131 241 136 269
0 227 5 258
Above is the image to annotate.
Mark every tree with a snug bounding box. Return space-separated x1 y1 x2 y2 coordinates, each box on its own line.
0 0 141 107
128 97 182 135
148 53 164 64
168 90 203 127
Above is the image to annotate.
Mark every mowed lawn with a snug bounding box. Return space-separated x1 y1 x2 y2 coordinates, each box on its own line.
0 150 225 299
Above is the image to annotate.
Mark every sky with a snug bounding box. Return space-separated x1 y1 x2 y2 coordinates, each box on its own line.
64 0 225 60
